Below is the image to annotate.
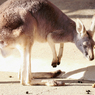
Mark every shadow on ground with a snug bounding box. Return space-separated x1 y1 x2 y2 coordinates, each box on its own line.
62 65 95 81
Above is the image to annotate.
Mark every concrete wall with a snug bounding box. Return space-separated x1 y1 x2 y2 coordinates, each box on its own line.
0 0 95 81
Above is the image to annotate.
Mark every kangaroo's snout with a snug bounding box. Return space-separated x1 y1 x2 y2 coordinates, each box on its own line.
84 51 94 61
87 55 94 61
90 57 94 61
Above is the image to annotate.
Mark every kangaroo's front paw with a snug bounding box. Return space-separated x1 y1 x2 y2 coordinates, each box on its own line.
57 57 61 65
51 60 60 68
51 62 57 68
57 61 60 65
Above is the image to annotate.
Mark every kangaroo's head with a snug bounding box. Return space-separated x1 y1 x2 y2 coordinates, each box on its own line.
75 19 94 61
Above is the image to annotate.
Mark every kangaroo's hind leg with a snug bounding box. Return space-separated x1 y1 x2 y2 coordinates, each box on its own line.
16 9 36 85
17 37 33 85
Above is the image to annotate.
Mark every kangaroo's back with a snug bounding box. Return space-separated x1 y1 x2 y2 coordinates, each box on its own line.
30 0 75 42
0 0 75 42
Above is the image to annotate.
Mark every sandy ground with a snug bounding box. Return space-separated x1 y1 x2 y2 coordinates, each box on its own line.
0 0 95 95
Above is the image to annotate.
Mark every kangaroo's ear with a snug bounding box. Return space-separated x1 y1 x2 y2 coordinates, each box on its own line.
76 18 86 37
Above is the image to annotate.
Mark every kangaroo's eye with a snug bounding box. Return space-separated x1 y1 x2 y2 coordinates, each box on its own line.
83 45 87 48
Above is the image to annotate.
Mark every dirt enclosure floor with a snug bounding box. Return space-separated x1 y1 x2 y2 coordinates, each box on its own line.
0 0 95 95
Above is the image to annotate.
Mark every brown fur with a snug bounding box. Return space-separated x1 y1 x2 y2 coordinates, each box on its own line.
0 0 94 85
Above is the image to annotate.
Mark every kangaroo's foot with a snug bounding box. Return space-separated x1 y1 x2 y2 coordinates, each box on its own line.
45 80 65 86
51 57 60 67
51 62 60 67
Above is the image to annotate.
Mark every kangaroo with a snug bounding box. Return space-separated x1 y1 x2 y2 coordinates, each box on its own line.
0 0 94 86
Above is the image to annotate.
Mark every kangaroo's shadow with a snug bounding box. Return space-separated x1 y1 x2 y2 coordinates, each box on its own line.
60 65 95 81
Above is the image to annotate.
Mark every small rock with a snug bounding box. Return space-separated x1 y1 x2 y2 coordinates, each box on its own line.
9 76 12 78
92 83 95 88
26 91 29 94
87 92 90 94
86 90 91 94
